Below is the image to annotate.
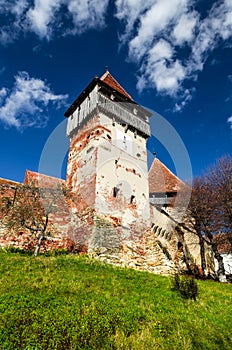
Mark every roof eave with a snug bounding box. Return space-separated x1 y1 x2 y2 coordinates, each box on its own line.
64 77 99 117
64 76 152 119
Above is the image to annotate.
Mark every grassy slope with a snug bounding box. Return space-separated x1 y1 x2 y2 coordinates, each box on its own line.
0 250 231 350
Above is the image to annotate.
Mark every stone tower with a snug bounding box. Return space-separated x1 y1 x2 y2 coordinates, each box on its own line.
65 69 152 252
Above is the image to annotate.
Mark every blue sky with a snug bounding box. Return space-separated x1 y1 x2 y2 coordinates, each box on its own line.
0 0 231 184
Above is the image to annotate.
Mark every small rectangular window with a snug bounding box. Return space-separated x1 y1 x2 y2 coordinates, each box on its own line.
113 187 119 197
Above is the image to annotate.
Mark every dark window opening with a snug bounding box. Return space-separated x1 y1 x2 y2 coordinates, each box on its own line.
6 199 12 209
130 195 135 204
87 146 94 154
177 242 183 256
113 187 120 197
107 134 111 140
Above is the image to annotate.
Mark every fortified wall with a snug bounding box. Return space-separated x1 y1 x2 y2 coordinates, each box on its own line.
0 70 215 275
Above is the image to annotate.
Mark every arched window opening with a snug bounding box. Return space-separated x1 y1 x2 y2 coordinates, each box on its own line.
130 195 135 204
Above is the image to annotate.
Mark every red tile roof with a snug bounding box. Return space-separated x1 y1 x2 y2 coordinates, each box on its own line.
148 158 184 193
100 69 134 101
65 70 134 117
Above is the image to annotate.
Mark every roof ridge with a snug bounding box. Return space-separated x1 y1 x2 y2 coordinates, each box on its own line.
149 158 184 184
148 157 184 193
100 69 134 101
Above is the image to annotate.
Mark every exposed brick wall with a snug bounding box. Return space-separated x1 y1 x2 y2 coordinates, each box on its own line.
0 173 215 274
0 175 72 252
0 69 215 275
24 170 65 188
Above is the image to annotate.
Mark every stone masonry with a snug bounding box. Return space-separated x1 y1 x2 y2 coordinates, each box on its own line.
0 69 215 275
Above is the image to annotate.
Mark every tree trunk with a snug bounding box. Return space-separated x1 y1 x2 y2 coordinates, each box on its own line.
34 214 48 257
195 223 207 275
199 234 207 275
204 229 226 281
34 231 44 257
212 242 226 282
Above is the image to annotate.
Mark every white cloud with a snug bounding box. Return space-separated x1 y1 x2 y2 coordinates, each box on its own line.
116 0 196 99
115 0 155 42
149 39 173 61
26 0 110 38
138 58 186 95
227 116 232 129
26 0 60 39
0 0 30 44
189 1 232 74
136 39 186 95
0 87 7 104
1 1 232 112
0 0 110 41
172 12 198 45
11 0 29 16
174 89 193 112
151 61 185 93
67 0 109 34
0 0 12 11
115 0 232 110
128 0 189 60
0 71 68 129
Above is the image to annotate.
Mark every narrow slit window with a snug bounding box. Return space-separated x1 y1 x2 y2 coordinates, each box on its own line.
113 187 119 198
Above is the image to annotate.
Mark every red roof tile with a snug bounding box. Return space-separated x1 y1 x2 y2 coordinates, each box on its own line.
65 72 134 117
100 69 134 101
148 158 184 193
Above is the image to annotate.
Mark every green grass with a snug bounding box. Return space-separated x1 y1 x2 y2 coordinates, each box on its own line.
0 250 231 350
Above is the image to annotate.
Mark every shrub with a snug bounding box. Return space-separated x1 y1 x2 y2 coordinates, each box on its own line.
4 246 33 255
171 274 198 301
